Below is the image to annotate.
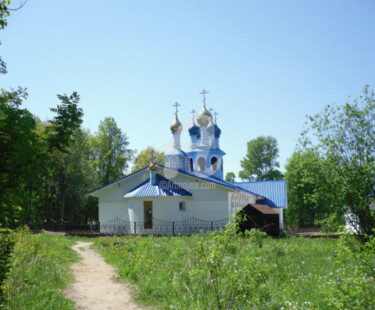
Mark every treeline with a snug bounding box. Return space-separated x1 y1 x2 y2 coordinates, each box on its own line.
0 88 134 226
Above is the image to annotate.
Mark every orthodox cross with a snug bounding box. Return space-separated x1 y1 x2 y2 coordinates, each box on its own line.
199 89 209 107
191 109 197 123
173 102 180 116
213 111 219 123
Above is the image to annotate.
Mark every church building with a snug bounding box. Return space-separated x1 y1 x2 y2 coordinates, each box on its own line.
89 90 287 235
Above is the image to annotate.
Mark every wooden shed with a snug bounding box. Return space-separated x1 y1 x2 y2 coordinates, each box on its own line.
238 204 280 237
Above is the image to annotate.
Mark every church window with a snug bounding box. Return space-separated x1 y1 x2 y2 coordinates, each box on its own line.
179 157 184 169
211 157 218 171
190 158 194 171
171 157 177 169
179 201 186 211
198 157 206 171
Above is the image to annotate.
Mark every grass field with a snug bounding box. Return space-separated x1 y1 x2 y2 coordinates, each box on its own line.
94 231 375 310
1 228 374 310
1 229 78 310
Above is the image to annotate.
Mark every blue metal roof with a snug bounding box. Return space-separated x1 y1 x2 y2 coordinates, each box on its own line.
153 164 264 198
124 174 192 198
187 149 226 157
231 180 287 208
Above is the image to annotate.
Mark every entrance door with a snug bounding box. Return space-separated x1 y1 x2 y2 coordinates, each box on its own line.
144 201 153 229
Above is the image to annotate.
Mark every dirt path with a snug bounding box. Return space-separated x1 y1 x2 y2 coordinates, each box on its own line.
65 241 146 310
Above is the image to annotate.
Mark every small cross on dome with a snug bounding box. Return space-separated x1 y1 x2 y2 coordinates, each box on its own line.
213 111 219 123
190 109 197 123
172 102 181 115
199 89 209 108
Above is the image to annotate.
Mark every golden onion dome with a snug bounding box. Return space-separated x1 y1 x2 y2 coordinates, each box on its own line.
197 106 213 127
170 115 183 133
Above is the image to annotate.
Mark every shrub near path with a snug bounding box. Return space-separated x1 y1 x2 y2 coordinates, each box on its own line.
1 229 78 310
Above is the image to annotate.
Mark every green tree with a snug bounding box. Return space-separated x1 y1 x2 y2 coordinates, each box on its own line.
131 146 165 173
46 92 83 152
239 136 283 181
284 150 341 228
43 92 84 221
61 129 99 222
225 172 236 182
0 88 41 226
92 117 134 185
302 85 375 240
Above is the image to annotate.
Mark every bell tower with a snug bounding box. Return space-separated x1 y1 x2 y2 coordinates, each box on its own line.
187 89 225 180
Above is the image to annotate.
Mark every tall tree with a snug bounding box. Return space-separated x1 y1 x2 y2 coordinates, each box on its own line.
225 172 236 182
61 129 99 222
284 150 340 228
239 136 283 181
131 146 165 173
92 117 134 185
43 92 84 221
302 85 375 240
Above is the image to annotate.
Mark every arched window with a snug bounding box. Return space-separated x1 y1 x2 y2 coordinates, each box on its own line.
211 157 218 171
171 157 177 169
198 157 206 171
190 158 194 171
179 157 184 169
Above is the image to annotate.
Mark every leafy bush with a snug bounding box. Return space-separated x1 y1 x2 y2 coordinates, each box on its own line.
0 229 14 306
318 232 375 309
316 213 345 233
244 228 267 247
1 228 78 310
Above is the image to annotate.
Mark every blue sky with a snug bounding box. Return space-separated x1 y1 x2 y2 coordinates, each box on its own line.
2 0 375 178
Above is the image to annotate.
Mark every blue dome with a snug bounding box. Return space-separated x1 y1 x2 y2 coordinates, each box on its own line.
188 124 200 136
214 124 221 138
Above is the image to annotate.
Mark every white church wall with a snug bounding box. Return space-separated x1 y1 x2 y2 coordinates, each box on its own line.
98 201 129 222
127 197 192 222
95 170 149 225
186 200 228 221
158 172 230 220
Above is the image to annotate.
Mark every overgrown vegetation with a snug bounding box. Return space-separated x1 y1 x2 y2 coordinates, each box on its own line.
0 229 14 306
0 228 78 310
94 229 375 310
285 86 375 237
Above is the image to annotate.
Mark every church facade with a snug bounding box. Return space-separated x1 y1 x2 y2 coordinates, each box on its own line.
89 91 287 235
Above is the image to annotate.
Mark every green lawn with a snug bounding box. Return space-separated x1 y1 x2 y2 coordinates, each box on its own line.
93 232 375 310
